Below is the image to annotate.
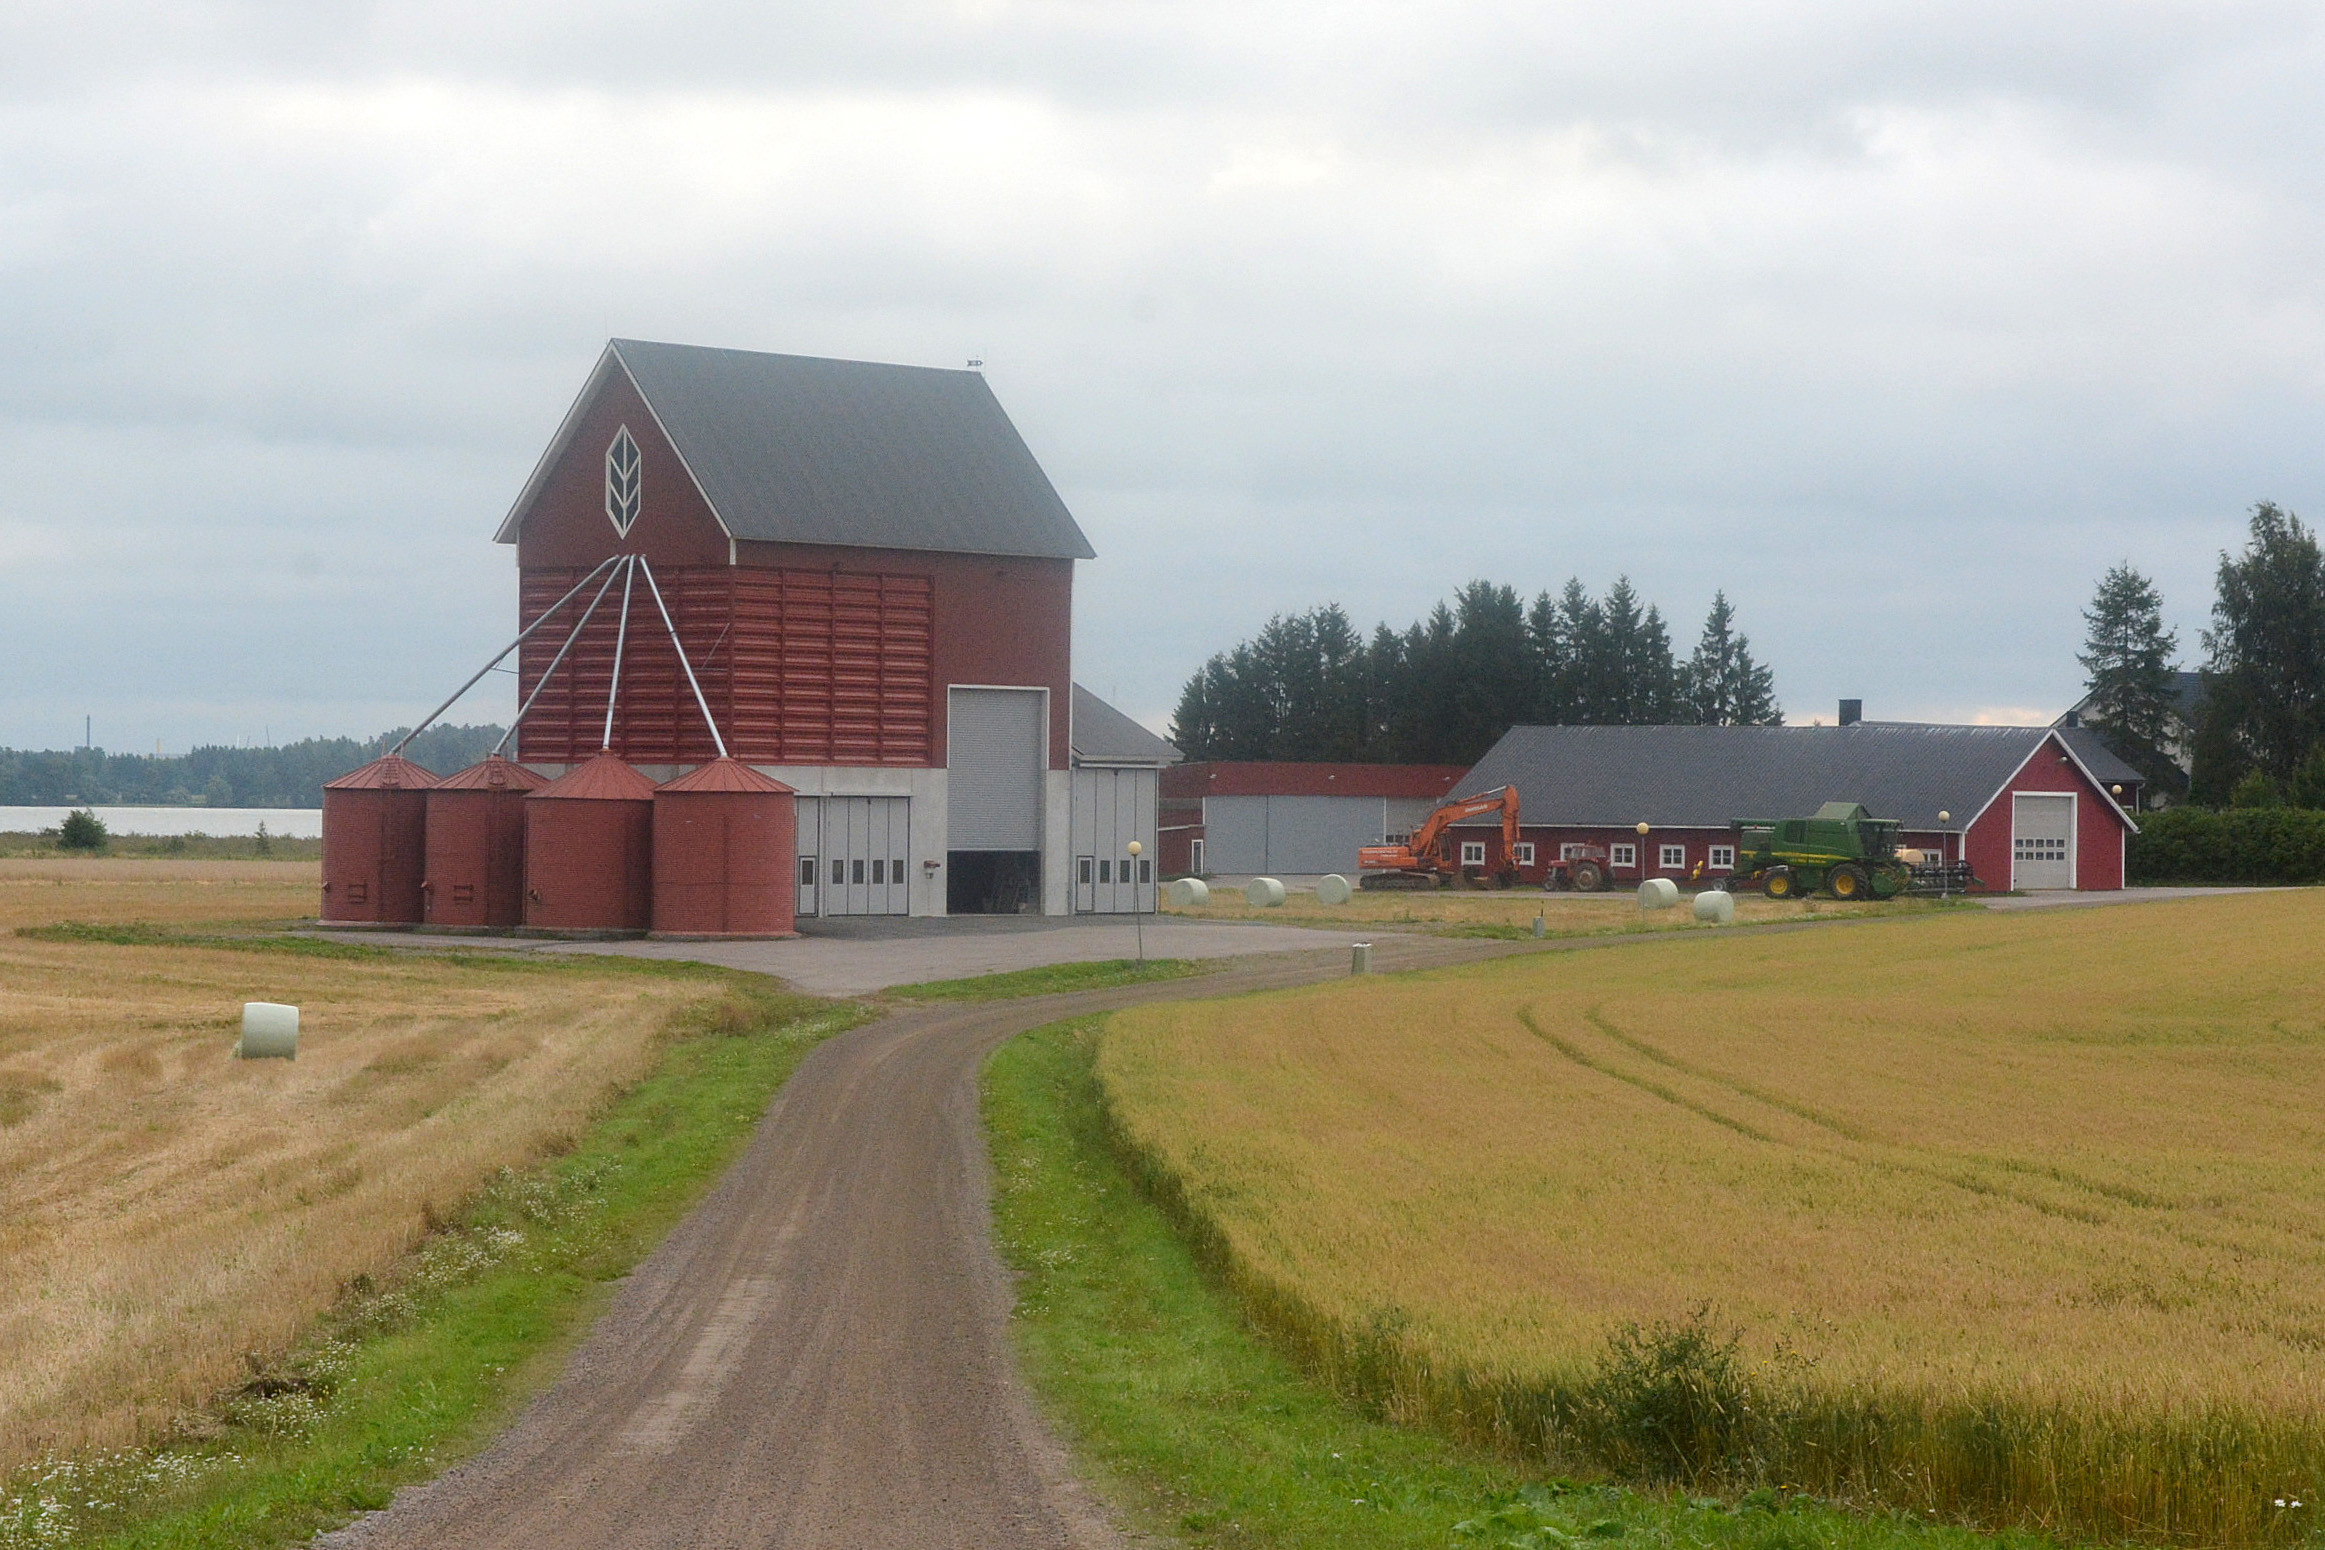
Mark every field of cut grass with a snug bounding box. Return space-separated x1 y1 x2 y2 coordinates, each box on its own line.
0 858 317 930
0 865 736 1477
1161 883 1929 937
1097 892 2325 1546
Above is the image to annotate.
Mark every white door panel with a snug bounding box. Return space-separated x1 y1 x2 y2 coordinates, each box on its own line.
2012 793 2075 889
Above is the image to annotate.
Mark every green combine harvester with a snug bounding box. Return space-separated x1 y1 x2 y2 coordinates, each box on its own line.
1726 801 1922 900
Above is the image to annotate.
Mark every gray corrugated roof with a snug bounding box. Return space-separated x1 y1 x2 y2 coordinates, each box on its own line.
503 340 1095 560
2053 726 2146 789
1071 684 1180 766
1453 723 2135 831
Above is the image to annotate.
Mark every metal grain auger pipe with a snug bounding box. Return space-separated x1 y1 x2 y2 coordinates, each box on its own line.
389 554 623 759
601 556 638 751
493 556 631 760
635 557 728 760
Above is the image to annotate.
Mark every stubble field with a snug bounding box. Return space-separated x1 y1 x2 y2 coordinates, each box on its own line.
0 862 730 1474
1097 891 2325 1545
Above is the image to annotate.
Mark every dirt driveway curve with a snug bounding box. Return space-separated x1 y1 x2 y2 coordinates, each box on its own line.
318 935 1515 1550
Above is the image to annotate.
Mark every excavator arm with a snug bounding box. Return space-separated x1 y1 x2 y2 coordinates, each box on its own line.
1359 785 1521 887
1405 785 1520 866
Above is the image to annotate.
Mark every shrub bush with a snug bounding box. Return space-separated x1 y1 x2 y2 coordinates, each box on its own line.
1572 1305 1777 1482
2127 806 2325 885
57 809 108 852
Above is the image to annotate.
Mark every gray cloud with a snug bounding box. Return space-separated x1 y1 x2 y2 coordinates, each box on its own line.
4 1 2321 750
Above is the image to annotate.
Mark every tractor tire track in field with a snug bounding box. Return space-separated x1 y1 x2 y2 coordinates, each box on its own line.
1517 1001 2199 1236
316 934 1519 1550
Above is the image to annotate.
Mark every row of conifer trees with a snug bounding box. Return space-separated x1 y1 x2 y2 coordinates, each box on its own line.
1169 579 1779 766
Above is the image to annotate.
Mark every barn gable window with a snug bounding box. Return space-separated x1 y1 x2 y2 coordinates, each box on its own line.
605 426 643 536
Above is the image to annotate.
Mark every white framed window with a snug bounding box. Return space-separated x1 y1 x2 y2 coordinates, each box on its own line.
1513 842 1536 865
1191 839 1205 873
1611 843 1636 867
1709 845 1736 869
1659 844 1686 869
605 425 643 536
2013 836 2066 861
1460 841 1487 866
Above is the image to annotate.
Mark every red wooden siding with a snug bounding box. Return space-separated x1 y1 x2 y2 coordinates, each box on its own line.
1963 735 2128 890
517 566 935 766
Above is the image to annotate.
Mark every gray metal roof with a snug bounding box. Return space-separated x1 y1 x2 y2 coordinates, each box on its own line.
1071 684 1181 766
501 340 1095 560
1453 723 2139 832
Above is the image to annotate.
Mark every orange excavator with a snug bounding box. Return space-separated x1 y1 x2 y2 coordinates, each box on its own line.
1357 785 1521 890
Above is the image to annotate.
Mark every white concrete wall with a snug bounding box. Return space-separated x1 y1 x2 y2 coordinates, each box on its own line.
1042 769 1073 916
761 764 951 917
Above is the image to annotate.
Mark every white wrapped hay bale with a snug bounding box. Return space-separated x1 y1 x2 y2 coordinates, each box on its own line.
1167 876 1211 908
1244 877 1287 908
1637 877 1680 910
1692 888 1736 925
238 1002 299 1060
1314 874 1353 905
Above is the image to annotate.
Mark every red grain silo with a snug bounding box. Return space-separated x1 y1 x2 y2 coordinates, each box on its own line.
423 755 549 929
320 754 439 925
523 752 655 933
652 758 799 938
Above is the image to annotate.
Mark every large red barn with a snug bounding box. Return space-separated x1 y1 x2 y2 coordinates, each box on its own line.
494 339 1170 918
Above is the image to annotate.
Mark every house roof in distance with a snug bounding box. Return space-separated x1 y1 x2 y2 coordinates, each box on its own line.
1454 723 2141 832
498 340 1096 561
1162 761 1470 800
1070 685 1180 767
2062 669 2204 726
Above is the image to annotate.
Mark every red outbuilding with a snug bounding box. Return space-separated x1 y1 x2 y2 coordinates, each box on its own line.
1449 715 2145 892
320 754 439 925
651 758 799 938
423 754 548 929
523 752 656 932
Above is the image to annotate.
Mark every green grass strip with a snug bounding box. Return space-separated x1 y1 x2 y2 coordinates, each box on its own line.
982 1017 2062 1550
885 956 1204 1002
2 976 866 1550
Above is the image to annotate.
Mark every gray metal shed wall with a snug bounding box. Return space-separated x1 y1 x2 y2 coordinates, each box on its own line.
1201 794 1392 874
1202 796 1271 874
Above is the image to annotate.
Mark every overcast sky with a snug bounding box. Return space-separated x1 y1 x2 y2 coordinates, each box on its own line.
4 1 2322 753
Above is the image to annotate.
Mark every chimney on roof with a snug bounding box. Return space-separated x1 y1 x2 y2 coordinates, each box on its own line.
1838 699 1863 727
2061 710 2081 728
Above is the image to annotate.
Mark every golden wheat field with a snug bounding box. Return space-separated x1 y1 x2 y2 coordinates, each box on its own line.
1098 891 2325 1545
0 866 715 1472
1162 881 1918 934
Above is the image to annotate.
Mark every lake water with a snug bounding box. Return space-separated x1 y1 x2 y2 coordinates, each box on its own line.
0 806 322 838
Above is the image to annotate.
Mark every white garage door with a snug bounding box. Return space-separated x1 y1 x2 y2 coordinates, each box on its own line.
796 796 912 916
2011 793 2075 889
1070 767 1157 914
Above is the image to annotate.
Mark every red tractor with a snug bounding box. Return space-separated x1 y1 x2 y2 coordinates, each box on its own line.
1540 845 1611 892
1358 785 1522 890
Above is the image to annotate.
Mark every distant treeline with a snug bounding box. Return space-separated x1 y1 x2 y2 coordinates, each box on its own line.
0 724 507 809
1171 580 1780 766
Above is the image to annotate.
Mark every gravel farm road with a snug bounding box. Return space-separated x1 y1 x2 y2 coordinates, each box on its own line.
316 934 1519 1550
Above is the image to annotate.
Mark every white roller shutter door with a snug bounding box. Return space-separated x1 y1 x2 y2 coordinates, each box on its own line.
947 688 1045 851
